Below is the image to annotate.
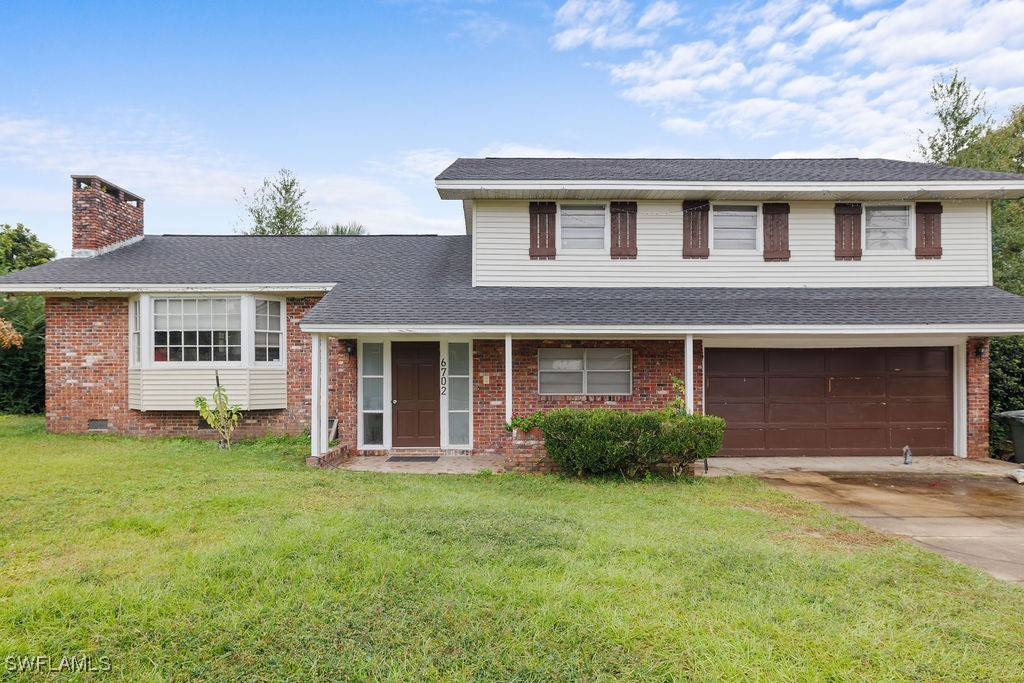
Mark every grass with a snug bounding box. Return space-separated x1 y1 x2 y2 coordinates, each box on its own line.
1 414 1023 681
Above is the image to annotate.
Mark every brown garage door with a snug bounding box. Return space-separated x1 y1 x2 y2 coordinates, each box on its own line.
706 347 953 456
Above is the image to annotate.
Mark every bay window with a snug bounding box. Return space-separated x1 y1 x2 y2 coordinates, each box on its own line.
132 294 285 367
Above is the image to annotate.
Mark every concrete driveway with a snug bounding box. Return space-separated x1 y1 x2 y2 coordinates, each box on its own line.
703 457 1024 586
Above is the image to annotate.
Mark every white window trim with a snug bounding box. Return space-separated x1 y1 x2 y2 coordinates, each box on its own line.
441 339 473 449
133 293 287 370
709 202 762 254
252 296 287 366
357 338 390 450
537 347 633 396
862 202 914 255
556 201 610 255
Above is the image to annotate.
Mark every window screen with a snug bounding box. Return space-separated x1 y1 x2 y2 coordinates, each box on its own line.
538 348 631 395
713 205 758 250
560 204 606 250
865 205 910 250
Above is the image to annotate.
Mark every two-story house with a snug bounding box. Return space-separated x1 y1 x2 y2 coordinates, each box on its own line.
4 158 1024 470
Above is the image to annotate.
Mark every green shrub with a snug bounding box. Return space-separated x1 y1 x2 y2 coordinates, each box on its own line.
989 335 1024 456
0 295 45 414
538 408 725 477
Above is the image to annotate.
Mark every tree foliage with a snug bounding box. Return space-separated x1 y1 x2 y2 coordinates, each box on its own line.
918 70 993 166
0 223 54 413
239 169 312 235
308 221 367 235
1 223 56 272
920 74 1024 454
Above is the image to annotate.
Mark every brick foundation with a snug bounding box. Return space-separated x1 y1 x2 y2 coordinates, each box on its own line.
44 296 358 441
966 337 989 459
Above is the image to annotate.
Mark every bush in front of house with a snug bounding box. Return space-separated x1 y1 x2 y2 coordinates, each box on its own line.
538 407 726 478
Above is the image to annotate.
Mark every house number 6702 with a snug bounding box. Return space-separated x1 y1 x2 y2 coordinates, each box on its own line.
440 358 448 395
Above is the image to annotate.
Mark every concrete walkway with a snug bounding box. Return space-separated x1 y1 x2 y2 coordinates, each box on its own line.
704 457 1024 586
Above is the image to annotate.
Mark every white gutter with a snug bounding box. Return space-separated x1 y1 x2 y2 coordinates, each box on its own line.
436 179 1024 200
0 282 337 295
299 323 1024 336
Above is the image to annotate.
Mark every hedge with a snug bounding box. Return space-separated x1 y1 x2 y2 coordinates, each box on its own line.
538 408 726 478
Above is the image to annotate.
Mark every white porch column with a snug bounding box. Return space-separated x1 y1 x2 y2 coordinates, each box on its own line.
684 334 695 415
505 333 513 422
318 335 330 455
309 333 329 462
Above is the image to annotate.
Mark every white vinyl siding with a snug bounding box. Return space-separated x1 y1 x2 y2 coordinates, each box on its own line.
127 368 287 410
865 204 911 251
472 200 991 287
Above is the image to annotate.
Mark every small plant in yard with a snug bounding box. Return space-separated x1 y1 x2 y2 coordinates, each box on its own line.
194 372 242 448
504 410 545 433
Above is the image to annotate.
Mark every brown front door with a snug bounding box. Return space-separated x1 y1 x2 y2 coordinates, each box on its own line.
706 347 954 456
391 342 440 448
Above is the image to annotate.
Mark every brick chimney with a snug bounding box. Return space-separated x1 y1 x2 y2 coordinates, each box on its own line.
71 175 145 257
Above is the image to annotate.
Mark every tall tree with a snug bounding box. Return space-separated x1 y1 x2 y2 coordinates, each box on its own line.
918 70 993 166
238 169 312 235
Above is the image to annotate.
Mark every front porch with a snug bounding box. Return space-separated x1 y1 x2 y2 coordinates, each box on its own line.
304 333 700 471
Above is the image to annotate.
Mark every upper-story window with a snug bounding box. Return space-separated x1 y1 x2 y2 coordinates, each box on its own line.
560 204 607 250
132 294 285 368
711 204 759 251
864 204 911 251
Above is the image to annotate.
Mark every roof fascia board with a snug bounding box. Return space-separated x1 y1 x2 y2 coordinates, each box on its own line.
299 323 1024 336
436 179 1024 200
0 282 337 295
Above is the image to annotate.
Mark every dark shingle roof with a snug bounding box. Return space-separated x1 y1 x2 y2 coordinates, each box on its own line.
0 234 463 286
436 157 1024 183
5 234 1024 328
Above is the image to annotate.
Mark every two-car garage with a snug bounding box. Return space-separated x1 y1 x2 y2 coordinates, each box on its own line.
705 347 954 456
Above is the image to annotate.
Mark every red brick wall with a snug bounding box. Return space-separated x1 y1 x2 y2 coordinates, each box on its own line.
45 298 132 433
71 177 144 253
473 339 704 471
967 336 989 459
44 295 358 441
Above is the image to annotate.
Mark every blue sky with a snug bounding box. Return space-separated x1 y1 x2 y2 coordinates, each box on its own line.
2 0 1023 255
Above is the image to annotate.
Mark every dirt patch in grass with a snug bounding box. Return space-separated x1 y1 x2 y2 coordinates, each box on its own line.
781 526 898 551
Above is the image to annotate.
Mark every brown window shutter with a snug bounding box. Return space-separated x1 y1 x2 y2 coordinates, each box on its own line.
915 202 943 259
762 203 791 261
529 202 556 259
682 200 710 259
610 201 637 259
834 203 862 260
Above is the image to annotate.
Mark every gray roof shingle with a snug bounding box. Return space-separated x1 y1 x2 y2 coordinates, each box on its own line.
436 157 1024 183
5 234 1024 328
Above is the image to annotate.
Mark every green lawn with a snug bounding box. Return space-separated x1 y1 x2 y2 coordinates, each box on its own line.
1 415 1022 682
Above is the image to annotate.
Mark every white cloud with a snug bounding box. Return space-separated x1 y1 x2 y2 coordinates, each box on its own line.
552 0 680 50
382 148 459 180
660 117 707 135
454 11 510 46
553 0 1024 158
